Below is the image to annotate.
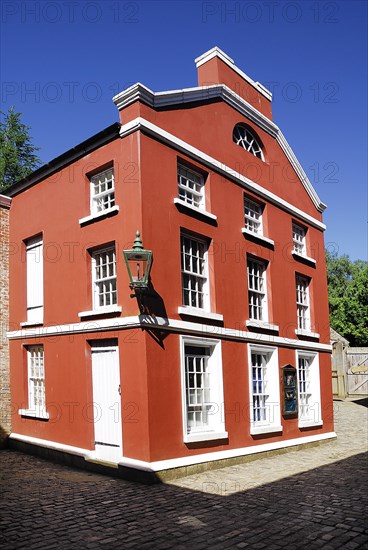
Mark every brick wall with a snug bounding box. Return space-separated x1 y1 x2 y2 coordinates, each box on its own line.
0 194 11 447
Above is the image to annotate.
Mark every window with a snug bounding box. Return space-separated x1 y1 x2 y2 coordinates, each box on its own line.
233 124 264 160
92 246 117 309
296 275 310 330
177 164 204 209
244 197 263 235
19 346 48 419
181 235 208 310
248 346 281 435
297 352 322 427
247 257 267 321
181 337 227 442
90 168 115 214
25 235 43 324
292 223 306 255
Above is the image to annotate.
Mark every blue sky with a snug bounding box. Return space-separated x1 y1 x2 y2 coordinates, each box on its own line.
1 0 367 260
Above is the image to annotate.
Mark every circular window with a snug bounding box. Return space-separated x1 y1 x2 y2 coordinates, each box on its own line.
233 125 264 160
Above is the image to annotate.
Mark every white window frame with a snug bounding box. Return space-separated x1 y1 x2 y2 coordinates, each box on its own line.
233 125 264 160
292 223 306 256
244 197 263 235
180 336 227 443
177 164 205 210
296 351 322 428
25 235 43 325
180 234 210 312
18 345 49 419
248 345 281 435
296 274 310 331
247 257 268 322
90 168 115 215
92 246 118 310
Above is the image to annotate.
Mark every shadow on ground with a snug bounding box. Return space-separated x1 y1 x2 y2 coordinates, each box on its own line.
0 449 367 549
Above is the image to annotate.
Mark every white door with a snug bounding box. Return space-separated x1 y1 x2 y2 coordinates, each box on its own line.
91 343 122 462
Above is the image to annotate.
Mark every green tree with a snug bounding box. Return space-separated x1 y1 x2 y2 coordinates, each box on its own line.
326 250 368 346
0 106 41 191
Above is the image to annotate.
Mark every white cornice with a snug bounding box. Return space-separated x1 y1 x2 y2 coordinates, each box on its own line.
112 84 326 213
194 47 272 101
7 314 332 352
119 117 326 230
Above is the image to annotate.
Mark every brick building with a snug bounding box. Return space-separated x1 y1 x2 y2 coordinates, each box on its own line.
5 48 334 480
0 194 11 447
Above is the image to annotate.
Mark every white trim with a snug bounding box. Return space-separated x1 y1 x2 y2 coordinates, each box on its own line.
7 315 332 352
248 344 281 434
180 336 226 441
184 431 228 443
20 321 43 328
292 252 316 265
299 420 323 428
178 307 223 322
114 85 326 213
18 409 49 420
194 47 272 101
174 198 217 221
242 227 274 246
250 425 283 435
79 205 119 225
246 320 279 332
79 306 122 318
9 431 336 472
119 118 326 228
295 329 320 339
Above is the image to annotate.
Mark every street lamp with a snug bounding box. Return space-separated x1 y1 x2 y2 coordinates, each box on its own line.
123 231 152 292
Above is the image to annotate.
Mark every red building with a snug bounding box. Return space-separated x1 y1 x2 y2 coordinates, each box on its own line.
6 48 334 481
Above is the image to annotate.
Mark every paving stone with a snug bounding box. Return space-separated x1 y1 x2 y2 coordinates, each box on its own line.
1 400 368 549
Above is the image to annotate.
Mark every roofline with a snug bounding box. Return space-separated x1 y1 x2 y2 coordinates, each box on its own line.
5 123 121 197
194 47 272 101
113 83 326 213
0 195 11 208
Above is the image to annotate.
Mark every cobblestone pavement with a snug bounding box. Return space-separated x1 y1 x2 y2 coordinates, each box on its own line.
1 399 367 549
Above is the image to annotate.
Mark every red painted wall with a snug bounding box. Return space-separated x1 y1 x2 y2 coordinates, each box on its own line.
9 58 332 463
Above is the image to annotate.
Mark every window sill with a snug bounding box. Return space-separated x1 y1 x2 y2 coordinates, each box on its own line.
299 420 323 429
18 409 49 420
246 320 279 332
292 252 316 265
295 329 320 339
241 228 274 246
174 198 217 222
250 425 283 436
79 205 119 226
79 306 122 318
178 307 224 322
184 430 228 443
20 321 43 328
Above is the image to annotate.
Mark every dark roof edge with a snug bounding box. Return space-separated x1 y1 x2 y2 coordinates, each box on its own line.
5 122 121 197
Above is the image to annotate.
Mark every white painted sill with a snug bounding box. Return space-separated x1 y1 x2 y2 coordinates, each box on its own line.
241 228 274 246
299 420 323 428
295 329 320 339
292 251 316 265
250 425 283 436
79 205 120 225
20 321 43 328
174 198 217 221
79 306 123 318
18 409 49 420
184 431 228 443
246 320 279 332
178 307 224 322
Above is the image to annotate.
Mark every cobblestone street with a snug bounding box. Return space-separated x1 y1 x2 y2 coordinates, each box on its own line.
1 399 367 549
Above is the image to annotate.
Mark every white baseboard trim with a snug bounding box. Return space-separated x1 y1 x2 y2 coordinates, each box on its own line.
9 431 336 473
